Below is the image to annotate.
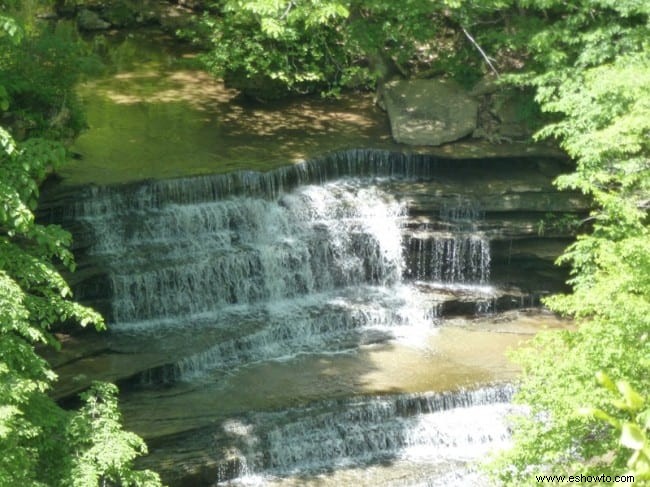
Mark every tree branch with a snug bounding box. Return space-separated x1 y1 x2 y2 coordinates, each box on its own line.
461 26 499 77
279 1 295 21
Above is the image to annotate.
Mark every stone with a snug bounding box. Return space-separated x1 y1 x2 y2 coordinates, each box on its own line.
382 78 479 146
177 0 206 9
469 76 499 97
77 9 111 31
490 92 532 139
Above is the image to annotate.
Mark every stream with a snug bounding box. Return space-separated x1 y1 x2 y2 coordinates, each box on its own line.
39 31 583 487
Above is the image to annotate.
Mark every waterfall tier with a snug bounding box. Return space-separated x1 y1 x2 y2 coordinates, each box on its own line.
89 182 406 323
68 175 506 383
239 384 514 477
146 384 516 486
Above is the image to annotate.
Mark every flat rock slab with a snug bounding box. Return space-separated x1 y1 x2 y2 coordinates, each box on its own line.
383 79 479 146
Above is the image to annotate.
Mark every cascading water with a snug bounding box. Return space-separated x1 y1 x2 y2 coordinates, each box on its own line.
90 182 405 324
220 385 516 486
404 198 494 315
406 228 491 283
65 153 523 486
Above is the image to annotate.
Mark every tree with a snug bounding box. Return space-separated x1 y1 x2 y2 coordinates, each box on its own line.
582 373 650 482
194 0 511 99
0 4 162 485
486 1 650 484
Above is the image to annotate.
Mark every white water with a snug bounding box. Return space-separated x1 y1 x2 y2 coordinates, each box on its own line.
72 170 514 485
82 181 405 323
217 385 516 485
77 178 493 378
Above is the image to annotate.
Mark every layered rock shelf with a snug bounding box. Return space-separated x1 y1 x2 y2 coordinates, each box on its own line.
36 147 582 485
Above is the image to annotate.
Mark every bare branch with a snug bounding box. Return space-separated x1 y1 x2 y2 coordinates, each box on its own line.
279 1 295 21
461 26 499 77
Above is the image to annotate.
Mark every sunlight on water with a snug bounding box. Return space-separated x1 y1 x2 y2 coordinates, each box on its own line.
216 388 518 486
70 168 534 485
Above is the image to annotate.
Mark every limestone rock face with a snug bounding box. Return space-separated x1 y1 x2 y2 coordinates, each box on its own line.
490 92 531 139
382 78 479 146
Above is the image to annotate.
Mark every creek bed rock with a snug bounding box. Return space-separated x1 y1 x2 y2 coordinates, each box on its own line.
382 79 479 146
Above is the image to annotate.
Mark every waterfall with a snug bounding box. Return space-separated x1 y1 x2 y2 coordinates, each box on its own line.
63 152 521 486
406 231 491 283
85 181 406 324
70 161 503 378
214 384 515 484
406 198 490 284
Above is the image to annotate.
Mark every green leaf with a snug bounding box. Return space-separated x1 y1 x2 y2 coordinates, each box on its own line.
638 409 650 430
617 380 645 411
621 423 646 450
579 407 620 428
596 371 617 393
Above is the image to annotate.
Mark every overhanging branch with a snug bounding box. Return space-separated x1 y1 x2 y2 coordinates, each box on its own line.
461 26 499 77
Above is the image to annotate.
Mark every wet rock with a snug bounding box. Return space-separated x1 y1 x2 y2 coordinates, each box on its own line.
382 78 479 146
49 343 173 400
491 239 571 263
138 430 224 487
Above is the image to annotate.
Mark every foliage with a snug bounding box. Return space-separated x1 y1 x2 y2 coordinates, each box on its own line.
0 3 100 141
536 212 581 237
63 383 163 487
0 4 162 486
581 372 650 482
2 24 89 137
200 0 356 98
194 0 511 98
487 0 650 484
0 132 164 486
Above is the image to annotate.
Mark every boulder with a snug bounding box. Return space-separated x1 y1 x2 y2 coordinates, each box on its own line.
382 78 478 146
77 9 111 30
469 76 499 97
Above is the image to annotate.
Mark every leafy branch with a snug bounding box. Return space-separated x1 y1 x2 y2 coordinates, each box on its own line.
580 372 650 481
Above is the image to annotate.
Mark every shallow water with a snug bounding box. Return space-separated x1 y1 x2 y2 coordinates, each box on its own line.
65 32 391 185
120 318 542 439
60 30 560 187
